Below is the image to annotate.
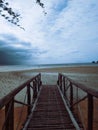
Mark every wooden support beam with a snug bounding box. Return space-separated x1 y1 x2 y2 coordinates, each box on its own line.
87 94 93 130
63 77 66 97
14 99 30 106
70 83 73 111
72 95 87 107
27 84 31 115
60 74 62 91
5 98 14 130
33 80 37 100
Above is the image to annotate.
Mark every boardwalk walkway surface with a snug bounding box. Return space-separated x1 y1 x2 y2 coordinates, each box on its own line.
24 85 76 130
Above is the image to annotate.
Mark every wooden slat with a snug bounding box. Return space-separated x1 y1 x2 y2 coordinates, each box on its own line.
24 85 77 130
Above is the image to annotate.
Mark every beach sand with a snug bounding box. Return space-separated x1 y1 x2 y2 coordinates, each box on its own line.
0 65 98 129
0 66 98 98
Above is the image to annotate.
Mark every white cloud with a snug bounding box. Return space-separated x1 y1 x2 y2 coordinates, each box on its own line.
0 0 98 64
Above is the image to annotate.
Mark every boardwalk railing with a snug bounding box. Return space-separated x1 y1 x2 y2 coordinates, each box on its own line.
0 73 42 130
57 73 98 130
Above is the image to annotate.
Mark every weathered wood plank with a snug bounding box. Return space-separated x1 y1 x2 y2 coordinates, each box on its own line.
23 85 77 130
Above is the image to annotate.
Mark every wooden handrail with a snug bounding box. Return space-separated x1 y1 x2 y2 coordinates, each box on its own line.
0 73 41 109
0 73 42 130
58 73 98 98
57 73 98 130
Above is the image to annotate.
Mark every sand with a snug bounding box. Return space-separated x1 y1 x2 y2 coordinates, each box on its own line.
0 65 98 130
0 65 98 99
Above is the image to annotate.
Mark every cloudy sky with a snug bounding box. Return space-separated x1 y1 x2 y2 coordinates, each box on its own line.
0 0 98 65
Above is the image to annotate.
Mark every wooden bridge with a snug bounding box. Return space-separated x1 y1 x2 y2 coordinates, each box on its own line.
0 73 98 130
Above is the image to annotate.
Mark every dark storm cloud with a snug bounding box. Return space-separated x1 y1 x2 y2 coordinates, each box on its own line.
0 44 30 65
1 34 19 42
0 34 32 47
0 35 41 65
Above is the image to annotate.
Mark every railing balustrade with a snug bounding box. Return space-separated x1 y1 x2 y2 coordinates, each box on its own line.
0 73 42 130
57 73 98 130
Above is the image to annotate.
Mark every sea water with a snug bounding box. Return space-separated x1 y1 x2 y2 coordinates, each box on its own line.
0 63 98 72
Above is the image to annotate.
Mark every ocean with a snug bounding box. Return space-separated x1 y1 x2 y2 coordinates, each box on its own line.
0 63 98 72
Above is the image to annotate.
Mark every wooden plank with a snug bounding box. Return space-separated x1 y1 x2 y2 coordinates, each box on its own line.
23 85 76 130
57 85 81 130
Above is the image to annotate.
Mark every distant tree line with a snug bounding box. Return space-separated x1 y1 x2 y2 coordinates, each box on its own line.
92 61 98 64
0 0 46 30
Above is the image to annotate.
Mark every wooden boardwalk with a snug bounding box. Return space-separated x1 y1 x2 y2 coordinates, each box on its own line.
23 85 79 130
1 73 98 130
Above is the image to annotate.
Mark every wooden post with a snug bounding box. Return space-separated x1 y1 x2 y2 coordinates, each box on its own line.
39 73 42 87
5 98 14 130
57 74 60 86
27 84 31 115
70 83 73 111
63 77 66 96
38 74 42 91
33 80 37 100
58 74 61 88
60 74 62 91
37 76 40 91
39 74 42 86
87 94 93 130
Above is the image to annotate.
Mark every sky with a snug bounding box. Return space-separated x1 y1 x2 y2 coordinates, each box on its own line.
0 0 98 65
